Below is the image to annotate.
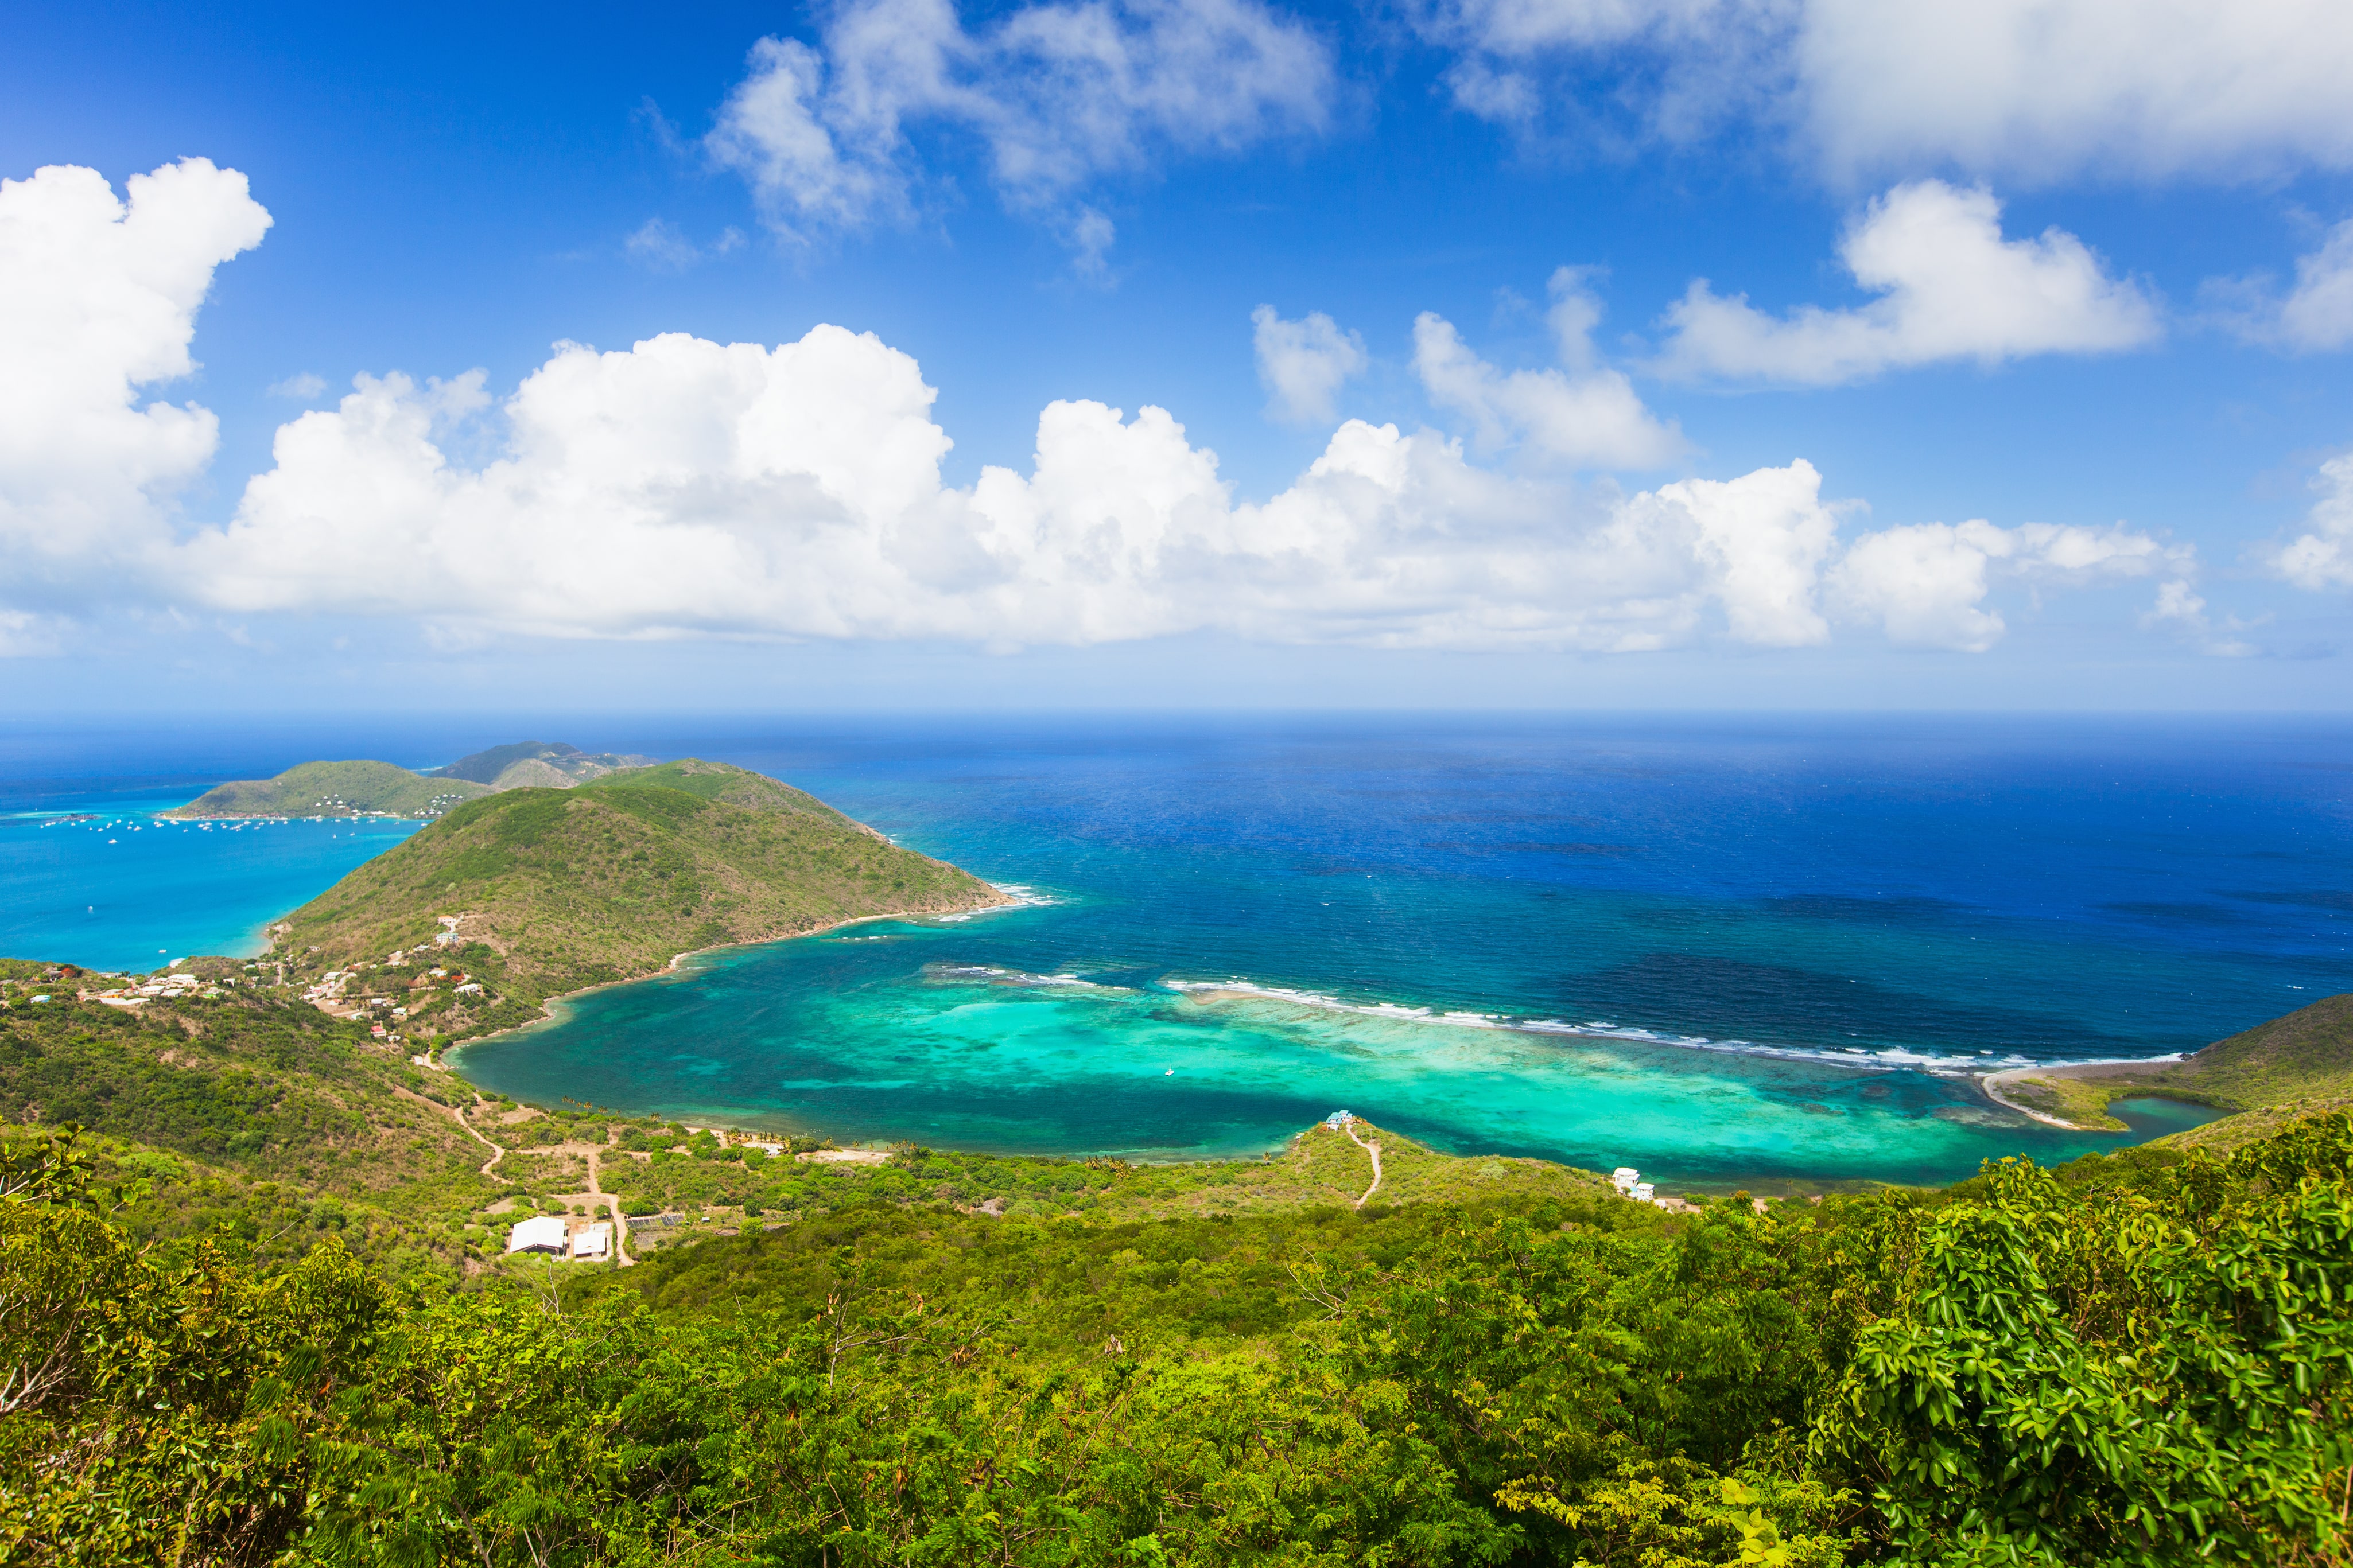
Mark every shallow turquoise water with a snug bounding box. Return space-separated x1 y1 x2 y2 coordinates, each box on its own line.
0 794 421 971
9 715 2341 1188
446 717 2351 1188
456 922 2208 1187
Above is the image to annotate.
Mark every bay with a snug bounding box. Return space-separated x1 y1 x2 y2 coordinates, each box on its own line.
6 714 2346 1186
452 715 2352 1187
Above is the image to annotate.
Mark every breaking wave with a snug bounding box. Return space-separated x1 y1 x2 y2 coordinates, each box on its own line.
1157 976 2087 1077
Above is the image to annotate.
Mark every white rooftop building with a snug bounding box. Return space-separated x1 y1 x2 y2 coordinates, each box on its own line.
505 1215 568 1255
1612 1167 1640 1192
570 1222 612 1261
1632 1183 1655 1203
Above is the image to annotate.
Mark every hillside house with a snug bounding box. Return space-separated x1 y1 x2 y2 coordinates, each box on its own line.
505 1215 568 1255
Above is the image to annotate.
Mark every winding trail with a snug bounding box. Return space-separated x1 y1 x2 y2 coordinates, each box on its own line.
397 1084 507 1174
1342 1121 1383 1209
582 1143 634 1267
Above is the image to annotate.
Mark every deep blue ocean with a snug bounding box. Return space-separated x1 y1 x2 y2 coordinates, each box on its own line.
5 715 2347 1188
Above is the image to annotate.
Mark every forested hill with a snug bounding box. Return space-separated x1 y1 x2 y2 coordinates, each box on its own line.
164 758 491 819
3 952 2351 1563
271 758 1007 1036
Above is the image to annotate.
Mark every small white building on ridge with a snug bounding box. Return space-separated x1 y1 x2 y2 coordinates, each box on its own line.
506 1215 568 1255
570 1222 612 1260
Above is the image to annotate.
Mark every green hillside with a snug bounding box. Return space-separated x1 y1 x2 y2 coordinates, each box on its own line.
165 758 491 819
0 968 498 1277
1994 994 2353 1146
4 948 2351 1565
270 758 1007 1038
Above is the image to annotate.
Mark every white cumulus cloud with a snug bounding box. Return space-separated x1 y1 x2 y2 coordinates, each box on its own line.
1414 269 1684 467
2264 453 2353 592
1252 305 1368 425
705 0 1333 265
167 324 1865 653
0 158 271 611
2140 577 2258 658
162 324 2179 657
1656 181 2160 386
1796 0 2353 186
1828 518 2187 651
0 162 2196 662
1415 0 2353 186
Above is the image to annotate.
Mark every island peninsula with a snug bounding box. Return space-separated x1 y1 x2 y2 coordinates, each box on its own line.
262 756 1011 1045
1982 993 2353 1147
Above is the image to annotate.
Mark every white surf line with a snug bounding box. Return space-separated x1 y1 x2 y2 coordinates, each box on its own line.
1342 1120 1383 1208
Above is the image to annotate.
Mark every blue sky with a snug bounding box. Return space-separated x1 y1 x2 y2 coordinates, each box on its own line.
5 0 2353 710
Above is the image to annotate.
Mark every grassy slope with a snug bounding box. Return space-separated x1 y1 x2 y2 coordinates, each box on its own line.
0 978 502 1278
166 759 492 819
0 962 1629 1287
273 758 1006 1038
604 1117 1613 1242
1998 994 2353 1148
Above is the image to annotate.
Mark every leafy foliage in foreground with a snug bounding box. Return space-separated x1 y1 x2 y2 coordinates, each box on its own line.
3 1114 2347 1566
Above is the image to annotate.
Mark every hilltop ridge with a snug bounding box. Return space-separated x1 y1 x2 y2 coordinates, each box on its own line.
428 740 656 790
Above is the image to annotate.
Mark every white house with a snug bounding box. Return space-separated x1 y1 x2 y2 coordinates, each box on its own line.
505 1215 568 1255
1612 1167 1640 1193
569 1222 612 1261
1632 1183 1655 1203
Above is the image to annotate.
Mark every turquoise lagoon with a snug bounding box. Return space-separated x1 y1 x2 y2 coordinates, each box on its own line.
447 717 2353 1189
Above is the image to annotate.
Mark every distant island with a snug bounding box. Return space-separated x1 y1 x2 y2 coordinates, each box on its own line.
164 738 662 820
423 739 659 790
264 756 1011 1044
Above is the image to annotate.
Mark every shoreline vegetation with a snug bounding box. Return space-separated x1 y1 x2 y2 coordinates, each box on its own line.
261 754 1009 1052
1978 994 2353 1149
